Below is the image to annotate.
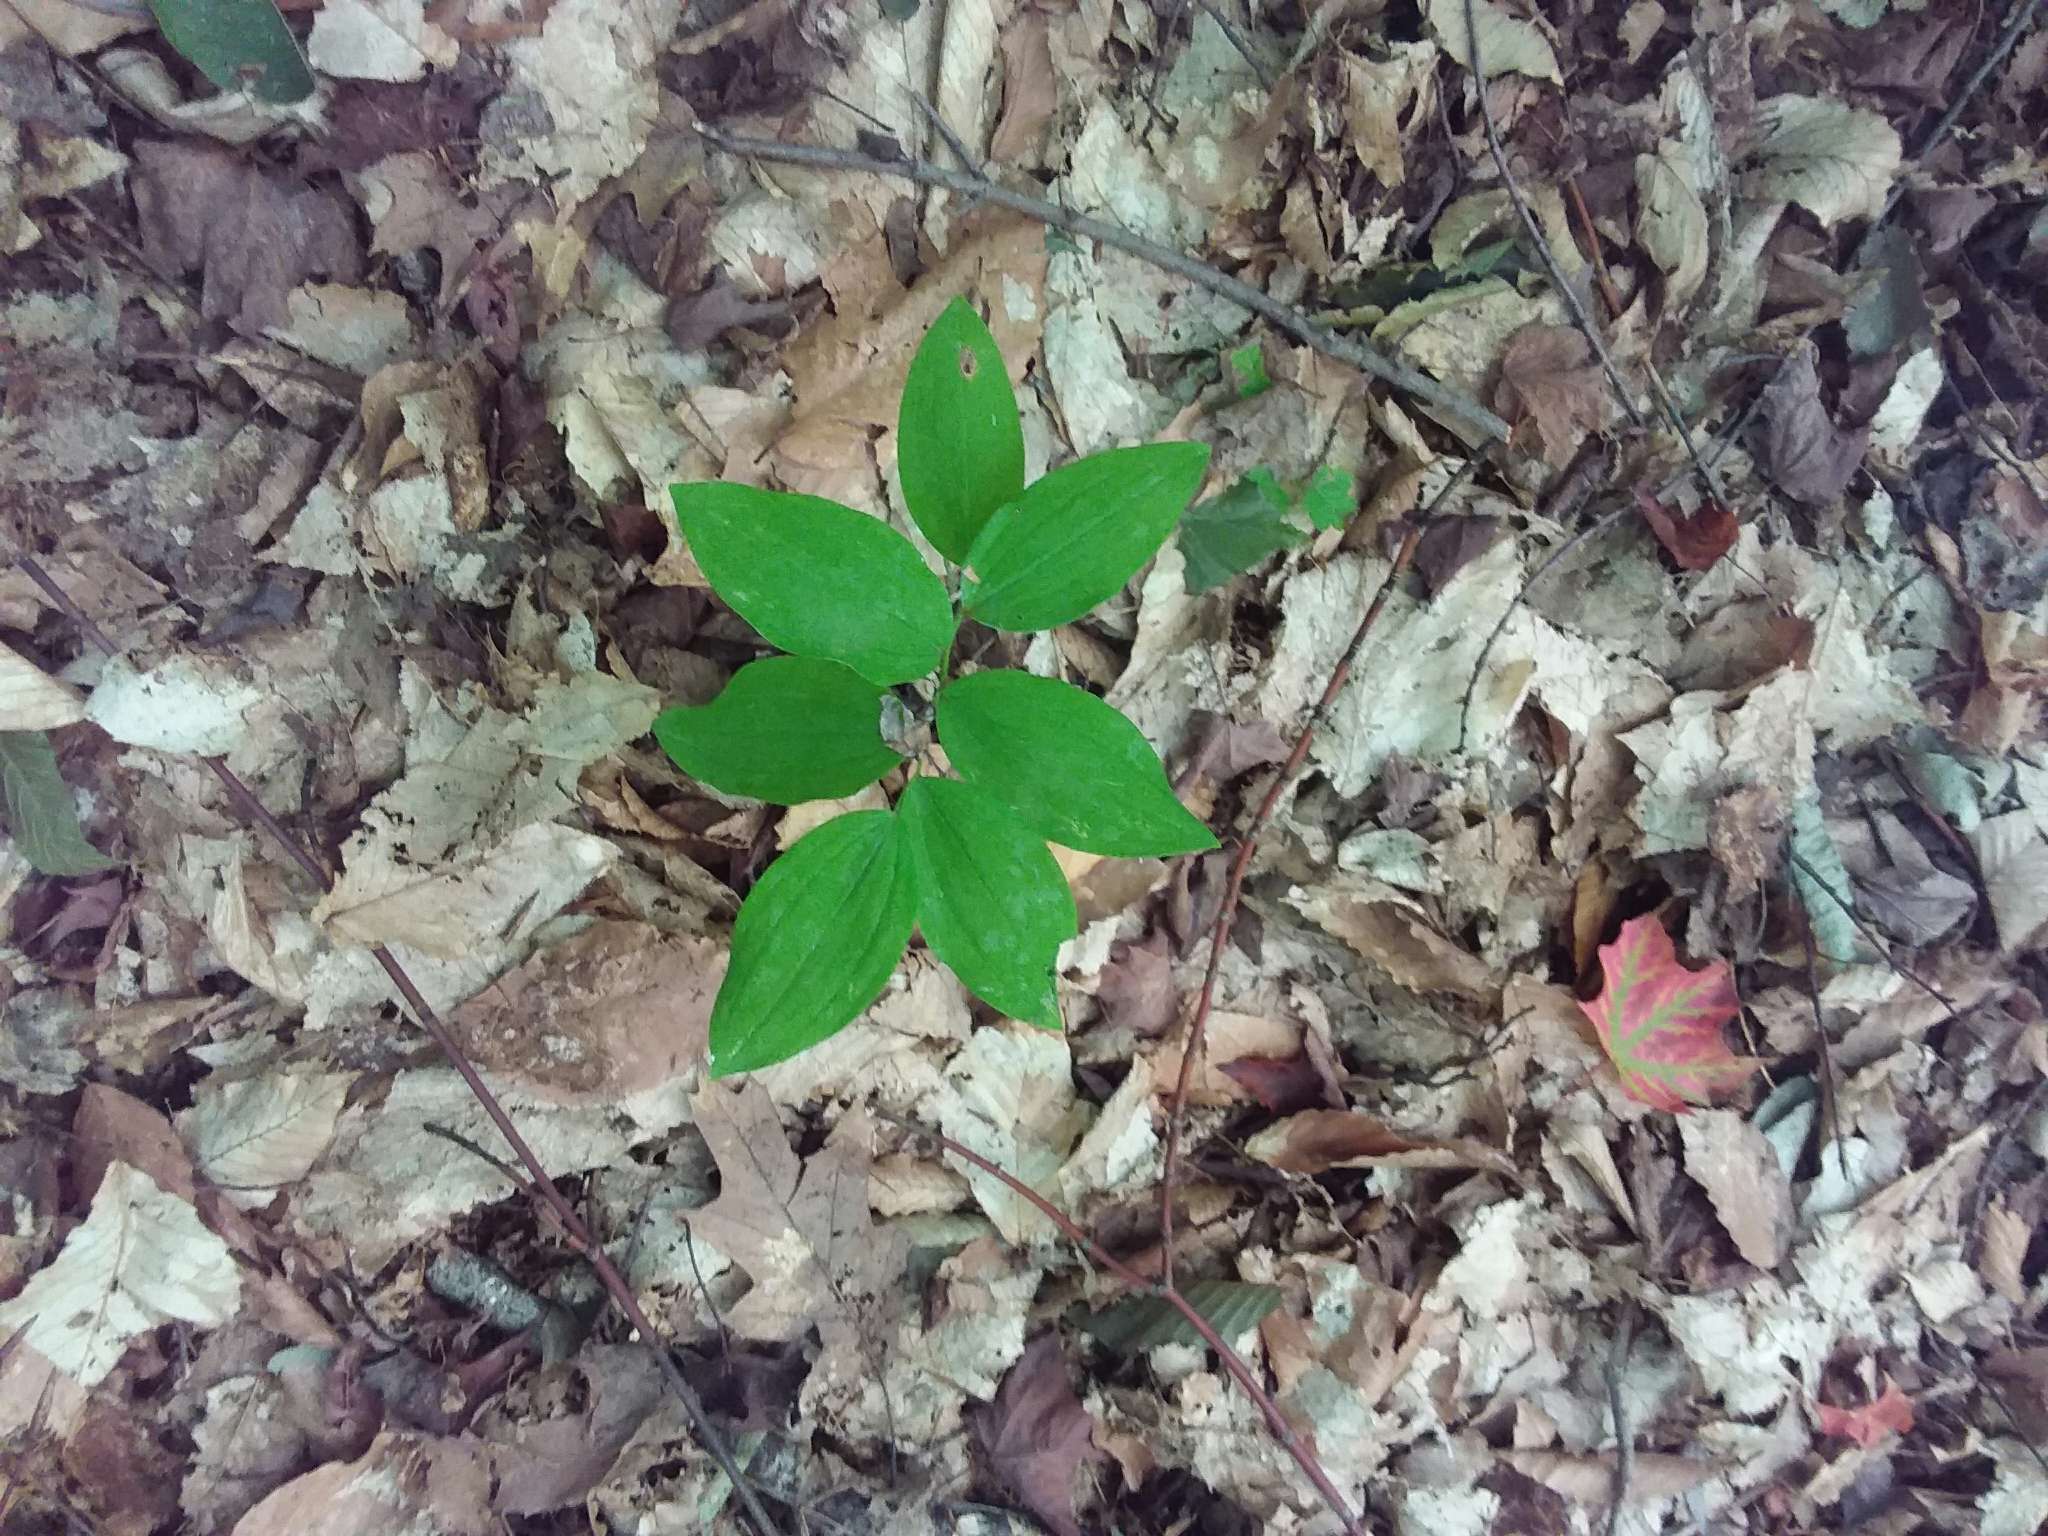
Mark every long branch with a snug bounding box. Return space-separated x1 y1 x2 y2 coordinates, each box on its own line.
692 122 1512 445
883 1114 1365 1535
11 555 786 1536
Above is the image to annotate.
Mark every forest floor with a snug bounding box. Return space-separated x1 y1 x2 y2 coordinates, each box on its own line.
3 0 2048 1533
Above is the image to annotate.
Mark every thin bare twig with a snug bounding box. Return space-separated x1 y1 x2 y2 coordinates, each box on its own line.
1158 462 1477 1283
9 554 786 1536
883 1114 1366 1535
1461 0 1644 431
693 122 1513 443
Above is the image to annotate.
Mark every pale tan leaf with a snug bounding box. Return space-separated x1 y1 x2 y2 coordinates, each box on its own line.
1680 1110 1792 1269
1742 95 1902 227
0 1162 240 1387
179 1073 354 1208
1427 0 1562 83
1634 147 1709 308
0 645 84 730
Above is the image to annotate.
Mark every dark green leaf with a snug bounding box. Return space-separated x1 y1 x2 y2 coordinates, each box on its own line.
709 810 915 1076
935 671 1215 856
1177 468 1303 593
899 776 1073 1028
1078 1281 1283 1354
960 443 1211 631
898 297 1024 563
149 0 314 105
1300 465 1356 531
1226 342 1271 399
652 657 901 804
673 484 954 686
0 732 119 877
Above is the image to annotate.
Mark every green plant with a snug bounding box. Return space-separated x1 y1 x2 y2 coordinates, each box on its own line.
657 298 1217 1075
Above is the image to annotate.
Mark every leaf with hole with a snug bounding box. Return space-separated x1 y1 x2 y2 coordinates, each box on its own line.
898 297 1024 563
899 776 1073 1028
1178 468 1303 593
0 732 119 877
1579 914 1757 1113
673 484 954 686
709 811 915 1076
653 657 901 804
960 442 1211 630
935 671 1214 856
150 0 315 105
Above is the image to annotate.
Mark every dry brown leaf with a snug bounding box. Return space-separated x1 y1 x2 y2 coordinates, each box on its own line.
449 920 718 1104
1499 1448 1720 1505
1980 1201 2031 1303
1246 1109 1519 1178
1680 1110 1792 1269
1493 324 1609 468
973 1333 1104 1536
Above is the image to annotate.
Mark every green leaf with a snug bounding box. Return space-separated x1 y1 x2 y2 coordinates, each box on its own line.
1178 468 1303 593
898 298 1024 563
1079 1280 1283 1354
1226 342 1271 399
899 776 1074 1028
673 484 954 686
0 732 119 877
149 0 314 105
652 657 901 804
1788 792 1869 963
1300 465 1356 531
935 671 1215 856
960 442 1211 631
709 811 915 1076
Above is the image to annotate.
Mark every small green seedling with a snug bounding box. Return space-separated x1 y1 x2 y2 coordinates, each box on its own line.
658 298 1217 1075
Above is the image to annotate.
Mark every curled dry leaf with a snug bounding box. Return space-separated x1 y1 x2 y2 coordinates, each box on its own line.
1245 1108 1520 1178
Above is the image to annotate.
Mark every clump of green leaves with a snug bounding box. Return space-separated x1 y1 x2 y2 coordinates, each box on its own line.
658 299 1217 1075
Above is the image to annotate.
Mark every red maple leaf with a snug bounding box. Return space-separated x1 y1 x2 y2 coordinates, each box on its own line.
1817 1378 1914 1446
1579 914 1757 1113
1634 486 1738 571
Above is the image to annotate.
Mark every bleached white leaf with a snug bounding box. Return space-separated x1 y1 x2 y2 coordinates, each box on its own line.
306 0 455 82
1427 0 1562 83
86 652 266 755
180 1072 354 1208
0 1162 240 1387
926 1026 1079 1245
1869 347 1943 463
1741 95 1902 227
1983 1436 2048 1536
0 645 84 730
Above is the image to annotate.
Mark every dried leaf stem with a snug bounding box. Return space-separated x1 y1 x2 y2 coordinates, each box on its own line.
10 554 787 1536
692 122 1512 444
883 1114 1366 1535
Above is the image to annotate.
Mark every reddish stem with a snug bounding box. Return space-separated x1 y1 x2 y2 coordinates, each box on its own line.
886 1115 1366 1535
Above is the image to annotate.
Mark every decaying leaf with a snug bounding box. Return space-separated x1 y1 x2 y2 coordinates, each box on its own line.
1762 345 1872 507
1427 0 1563 83
1680 1109 1792 1268
1493 324 1609 468
1580 914 1757 1112
973 1333 1104 1536
1246 1109 1520 1178
1816 1377 1914 1446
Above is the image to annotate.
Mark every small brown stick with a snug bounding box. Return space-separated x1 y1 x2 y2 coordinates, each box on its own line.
693 123 1512 443
884 1114 1365 1535
1158 464 1475 1283
1460 0 1644 431
10 554 787 1536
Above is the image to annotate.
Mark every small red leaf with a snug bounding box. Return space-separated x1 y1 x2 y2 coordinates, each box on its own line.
1634 487 1738 571
1579 915 1757 1112
1817 1378 1914 1446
